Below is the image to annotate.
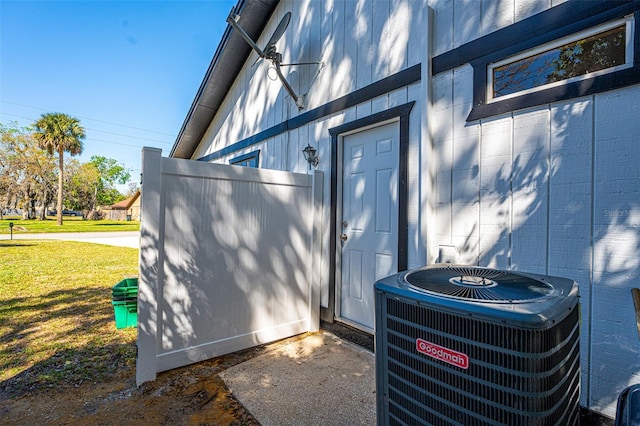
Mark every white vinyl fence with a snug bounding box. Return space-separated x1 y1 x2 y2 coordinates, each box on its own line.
136 148 323 385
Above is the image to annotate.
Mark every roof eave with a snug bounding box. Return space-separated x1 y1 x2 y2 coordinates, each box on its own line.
170 0 280 159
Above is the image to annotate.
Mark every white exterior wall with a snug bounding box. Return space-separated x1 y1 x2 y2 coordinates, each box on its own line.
192 0 427 308
193 0 423 162
430 0 640 418
187 0 639 419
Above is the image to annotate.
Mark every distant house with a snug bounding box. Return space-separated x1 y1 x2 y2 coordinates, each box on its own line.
102 190 140 221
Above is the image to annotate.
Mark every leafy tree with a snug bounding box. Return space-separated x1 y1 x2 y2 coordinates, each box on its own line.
64 159 101 212
100 187 127 207
33 113 86 225
29 143 57 220
0 123 56 219
62 156 130 215
0 128 14 218
89 155 131 208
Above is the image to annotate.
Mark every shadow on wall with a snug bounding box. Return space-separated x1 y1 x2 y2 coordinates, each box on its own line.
438 67 640 416
201 0 419 165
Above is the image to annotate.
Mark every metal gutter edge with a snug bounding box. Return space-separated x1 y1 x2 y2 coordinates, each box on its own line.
170 0 280 159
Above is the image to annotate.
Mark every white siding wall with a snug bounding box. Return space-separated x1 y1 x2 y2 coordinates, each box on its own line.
432 0 569 55
193 0 422 164
430 0 640 417
192 0 426 308
188 0 638 418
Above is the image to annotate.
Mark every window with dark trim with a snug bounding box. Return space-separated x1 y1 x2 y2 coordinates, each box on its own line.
230 150 260 168
489 18 631 101
431 0 640 121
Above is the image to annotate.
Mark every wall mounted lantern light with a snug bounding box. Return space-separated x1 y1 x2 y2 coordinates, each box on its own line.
302 143 319 169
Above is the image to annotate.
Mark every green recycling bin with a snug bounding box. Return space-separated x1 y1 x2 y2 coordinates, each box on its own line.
112 277 138 329
112 301 138 329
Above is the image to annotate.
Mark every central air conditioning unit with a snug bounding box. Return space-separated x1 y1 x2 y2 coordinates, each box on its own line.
375 265 580 426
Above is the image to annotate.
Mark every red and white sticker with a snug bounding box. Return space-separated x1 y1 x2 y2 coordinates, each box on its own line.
416 338 469 369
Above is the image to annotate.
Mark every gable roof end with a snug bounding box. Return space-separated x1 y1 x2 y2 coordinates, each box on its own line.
170 0 280 159
108 190 141 210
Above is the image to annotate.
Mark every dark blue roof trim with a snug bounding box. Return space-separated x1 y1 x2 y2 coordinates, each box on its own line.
432 0 639 75
197 64 421 162
171 0 280 159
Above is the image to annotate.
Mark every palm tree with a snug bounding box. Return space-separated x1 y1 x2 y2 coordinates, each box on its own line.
33 113 86 225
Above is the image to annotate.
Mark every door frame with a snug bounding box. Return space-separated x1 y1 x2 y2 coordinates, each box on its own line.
322 102 414 325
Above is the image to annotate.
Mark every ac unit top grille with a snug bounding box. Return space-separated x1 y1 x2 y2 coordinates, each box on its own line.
404 266 555 303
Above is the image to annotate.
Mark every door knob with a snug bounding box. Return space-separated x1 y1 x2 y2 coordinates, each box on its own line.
340 234 348 242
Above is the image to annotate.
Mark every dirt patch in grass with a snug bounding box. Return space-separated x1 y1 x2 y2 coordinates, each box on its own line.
1 328 344 425
0 239 263 424
2 327 375 425
2 328 360 426
0 342 270 425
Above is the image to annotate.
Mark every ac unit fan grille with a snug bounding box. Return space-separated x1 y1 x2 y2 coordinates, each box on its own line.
405 266 555 303
379 297 580 425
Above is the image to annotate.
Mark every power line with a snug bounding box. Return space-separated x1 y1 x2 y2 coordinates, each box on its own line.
1 100 178 137
86 137 162 149
1 112 173 146
84 127 173 145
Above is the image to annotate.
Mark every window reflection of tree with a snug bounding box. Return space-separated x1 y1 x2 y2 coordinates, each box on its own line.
493 57 538 98
493 26 625 99
547 27 624 82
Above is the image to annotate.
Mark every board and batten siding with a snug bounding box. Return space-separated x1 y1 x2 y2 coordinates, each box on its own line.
434 83 640 419
431 0 571 56
192 0 422 164
190 0 427 308
431 0 640 415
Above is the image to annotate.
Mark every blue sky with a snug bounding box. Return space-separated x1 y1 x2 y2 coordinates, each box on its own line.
1 0 235 189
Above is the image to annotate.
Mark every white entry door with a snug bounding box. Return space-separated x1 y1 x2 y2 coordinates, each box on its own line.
339 122 399 331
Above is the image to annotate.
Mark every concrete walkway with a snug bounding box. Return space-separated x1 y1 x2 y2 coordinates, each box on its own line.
1 231 140 248
220 331 376 425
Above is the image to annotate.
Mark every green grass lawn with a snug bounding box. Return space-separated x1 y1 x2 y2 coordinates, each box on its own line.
0 240 139 396
0 216 140 234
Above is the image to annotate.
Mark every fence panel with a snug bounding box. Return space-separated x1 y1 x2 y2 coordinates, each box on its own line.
137 148 322 385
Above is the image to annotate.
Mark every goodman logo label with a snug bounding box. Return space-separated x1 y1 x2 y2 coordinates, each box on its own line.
416 338 469 369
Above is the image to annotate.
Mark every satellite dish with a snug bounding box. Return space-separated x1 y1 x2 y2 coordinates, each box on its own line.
264 12 290 59
227 9 305 110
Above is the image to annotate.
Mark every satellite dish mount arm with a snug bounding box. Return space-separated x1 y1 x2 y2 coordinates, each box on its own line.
226 12 267 58
273 55 305 110
226 9 305 110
